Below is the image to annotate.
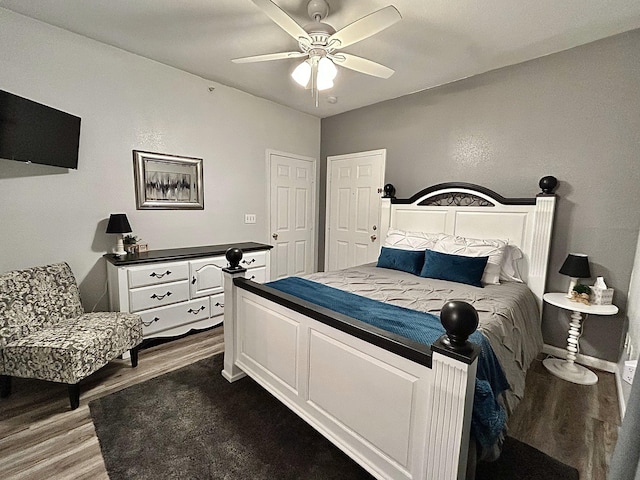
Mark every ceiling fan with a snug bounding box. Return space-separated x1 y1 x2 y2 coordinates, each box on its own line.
232 0 402 106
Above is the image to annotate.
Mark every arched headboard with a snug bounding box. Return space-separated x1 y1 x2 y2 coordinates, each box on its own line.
379 181 557 310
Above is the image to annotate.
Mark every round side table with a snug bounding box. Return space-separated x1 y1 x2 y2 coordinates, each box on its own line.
542 292 618 385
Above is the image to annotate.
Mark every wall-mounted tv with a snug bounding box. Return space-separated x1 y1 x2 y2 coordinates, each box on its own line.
0 89 81 169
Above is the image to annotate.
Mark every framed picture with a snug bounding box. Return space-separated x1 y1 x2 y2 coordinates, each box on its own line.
133 150 204 210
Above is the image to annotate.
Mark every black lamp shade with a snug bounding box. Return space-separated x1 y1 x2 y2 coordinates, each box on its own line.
106 214 132 234
559 253 591 278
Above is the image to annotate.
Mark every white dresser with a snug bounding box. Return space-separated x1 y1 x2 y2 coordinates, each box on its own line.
105 242 271 339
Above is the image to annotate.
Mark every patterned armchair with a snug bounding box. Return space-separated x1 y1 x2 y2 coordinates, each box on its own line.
0 262 143 409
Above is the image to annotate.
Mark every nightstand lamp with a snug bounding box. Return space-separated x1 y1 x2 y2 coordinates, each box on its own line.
106 213 132 256
559 253 591 297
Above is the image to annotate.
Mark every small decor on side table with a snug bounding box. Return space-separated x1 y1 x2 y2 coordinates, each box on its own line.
559 253 591 297
569 284 591 305
590 276 614 305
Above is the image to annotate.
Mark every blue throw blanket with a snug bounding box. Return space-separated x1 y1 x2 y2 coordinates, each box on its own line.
266 276 510 449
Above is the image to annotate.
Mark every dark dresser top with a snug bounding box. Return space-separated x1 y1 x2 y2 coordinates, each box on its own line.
104 242 272 266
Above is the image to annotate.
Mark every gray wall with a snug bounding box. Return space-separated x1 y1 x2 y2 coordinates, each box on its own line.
0 9 320 311
321 30 640 362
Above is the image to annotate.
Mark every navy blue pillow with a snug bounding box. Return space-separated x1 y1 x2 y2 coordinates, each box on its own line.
377 247 425 276
420 249 488 287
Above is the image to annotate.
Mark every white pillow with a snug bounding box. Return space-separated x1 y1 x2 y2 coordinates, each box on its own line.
383 229 445 251
499 244 525 283
431 235 507 285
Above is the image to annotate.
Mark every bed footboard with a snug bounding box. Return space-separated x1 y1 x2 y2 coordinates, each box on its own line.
221 249 481 480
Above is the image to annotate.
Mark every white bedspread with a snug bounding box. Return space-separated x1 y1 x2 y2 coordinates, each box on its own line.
304 264 543 416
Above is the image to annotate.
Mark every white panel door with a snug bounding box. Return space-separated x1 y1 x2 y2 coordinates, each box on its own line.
269 151 317 280
326 149 385 271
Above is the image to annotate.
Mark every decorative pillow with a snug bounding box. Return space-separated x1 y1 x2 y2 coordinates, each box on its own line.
383 229 445 251
500 244 525 283
420 249 488 287
377 247 425 276
431 235 507 285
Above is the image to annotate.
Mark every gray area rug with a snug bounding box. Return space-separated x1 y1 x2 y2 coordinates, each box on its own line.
90 354 578 480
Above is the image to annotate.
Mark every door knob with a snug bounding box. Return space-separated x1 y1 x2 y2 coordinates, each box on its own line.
272 233 278 240
370 234 377 242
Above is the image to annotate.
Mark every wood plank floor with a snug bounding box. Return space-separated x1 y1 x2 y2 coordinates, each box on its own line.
0 329 619 480
0 327 224 480
509 354 620 480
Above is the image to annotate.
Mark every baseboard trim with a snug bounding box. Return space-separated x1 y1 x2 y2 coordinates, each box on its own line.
542 344 617 373
615 366 627 418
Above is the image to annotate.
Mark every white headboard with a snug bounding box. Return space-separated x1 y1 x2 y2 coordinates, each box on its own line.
379 182 557 310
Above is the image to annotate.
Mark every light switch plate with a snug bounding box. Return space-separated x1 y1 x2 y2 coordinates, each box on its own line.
623 360 637 384
244 213 256 224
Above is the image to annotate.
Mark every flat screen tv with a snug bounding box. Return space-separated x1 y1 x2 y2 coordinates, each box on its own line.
0 89 81 169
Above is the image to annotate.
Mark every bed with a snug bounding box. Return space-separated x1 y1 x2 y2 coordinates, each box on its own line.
221 180 557 480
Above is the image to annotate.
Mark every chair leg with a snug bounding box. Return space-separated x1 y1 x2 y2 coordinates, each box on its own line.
130 346 139 368
0 375 11 398
68 383 80 410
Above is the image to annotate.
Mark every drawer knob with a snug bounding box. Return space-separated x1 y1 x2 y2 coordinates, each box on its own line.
142 317 160 327
241 258 256 265
249 275 256 280
214 302 224 308
150 292 172 300
150 270 172 278
187 306 206 315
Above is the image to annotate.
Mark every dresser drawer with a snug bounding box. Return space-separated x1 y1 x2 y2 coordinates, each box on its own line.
138 298 211 336
240 251 267 269
128 262 189 288
129 280 189 312
245 266 266 283
210 293 225 318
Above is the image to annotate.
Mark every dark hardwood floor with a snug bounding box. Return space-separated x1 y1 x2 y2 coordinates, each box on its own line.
0 328 619 479
508 355 620 480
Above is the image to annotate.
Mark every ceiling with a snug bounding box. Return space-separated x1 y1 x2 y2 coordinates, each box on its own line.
2 0 640 118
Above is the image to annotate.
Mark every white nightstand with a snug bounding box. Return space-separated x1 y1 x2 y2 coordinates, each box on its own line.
542 292 618 385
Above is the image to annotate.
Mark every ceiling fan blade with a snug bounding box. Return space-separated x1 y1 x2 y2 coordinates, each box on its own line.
232 51 307 63
328 5 401 49
251 0 311 43
330 53 395 79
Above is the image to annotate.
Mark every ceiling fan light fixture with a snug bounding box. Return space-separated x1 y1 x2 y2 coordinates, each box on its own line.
291 59 312 87
317 76 334 91
318 56 337 81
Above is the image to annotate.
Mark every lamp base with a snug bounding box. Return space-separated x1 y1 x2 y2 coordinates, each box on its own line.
566 277 578 298
113 235 126 256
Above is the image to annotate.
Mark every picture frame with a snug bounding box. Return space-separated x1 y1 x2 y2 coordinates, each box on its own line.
133 150 204 210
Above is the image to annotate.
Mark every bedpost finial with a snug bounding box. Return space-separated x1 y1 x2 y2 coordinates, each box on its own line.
539 176 558 194
225 247 243 270
383 183 396 198
439 301 479 353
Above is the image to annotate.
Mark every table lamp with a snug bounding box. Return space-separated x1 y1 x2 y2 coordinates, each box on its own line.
106 213 132 256
559 253 591 297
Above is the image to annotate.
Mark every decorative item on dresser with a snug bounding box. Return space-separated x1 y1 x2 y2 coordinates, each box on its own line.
105 242 271 340
106 213 132 256
542 292 618 385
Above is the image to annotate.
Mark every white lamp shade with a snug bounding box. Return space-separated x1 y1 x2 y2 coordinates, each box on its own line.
318 57 337 81
317 77 334 91
291 60 311 87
